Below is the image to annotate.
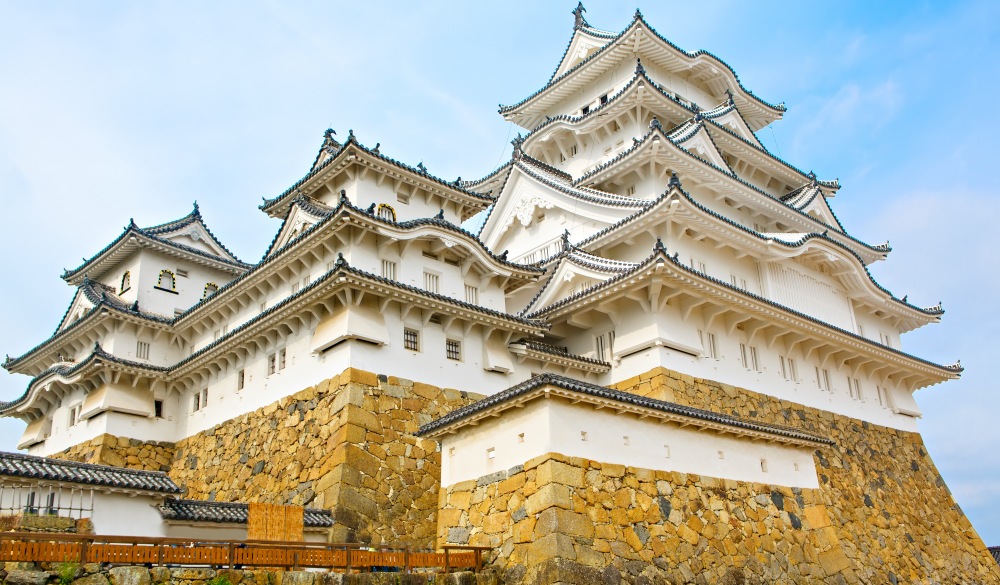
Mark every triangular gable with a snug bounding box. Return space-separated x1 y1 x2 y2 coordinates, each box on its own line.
673 124 733 174
551 27 615 81
791 190 846 233
154 221 234 259
481 163 642 257
707 107 763 148
55 289 96 333
522 252 637 314
264 201 330 257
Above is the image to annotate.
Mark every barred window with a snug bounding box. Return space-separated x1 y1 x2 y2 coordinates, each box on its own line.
237 369 245 391
382 260 397 280
465 285 479 305
423 272 439 293
377 204 397 222
404 328 420 351
267 353 277 375
136 341 150 360
446 339 462 361
120 271 131 293
203 283 218 299
279 348 287 370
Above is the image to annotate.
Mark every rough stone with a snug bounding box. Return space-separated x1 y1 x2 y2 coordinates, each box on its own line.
108 567 150 585
3 571 48 585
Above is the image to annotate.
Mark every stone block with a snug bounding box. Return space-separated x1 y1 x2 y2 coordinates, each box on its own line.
170 569 216 581
527 533 577 566
803 505 832 529
818 547 852 575
108 567 150 585
147 568 169 584
525 483 572 515
536 460 584 488
534 508 595 539
275 571 314 585
4 571 48 585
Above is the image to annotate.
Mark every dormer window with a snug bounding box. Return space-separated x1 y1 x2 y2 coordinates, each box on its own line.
155 270 177 293
377 204 397 222
120 271 131 293
203 283 219 299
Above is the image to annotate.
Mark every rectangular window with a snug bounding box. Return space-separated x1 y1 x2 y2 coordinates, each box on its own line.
595 335 606 361
600 94 608 105
465 285 479 305
267 353 277 376
69 404 81 427
581 105 590 115
237 369 245 391
382 260 397 280
699 330 718 359
423 272 439 293
154 400 163 418
815 367 832 392
780 356 798 382
876 385 888 407
446 339 462 361
279 348 287 370
175 268 189 278
444 257 459 267
404 328 419 351
397 192 410 204
136 341 150 360
730 274 748 290
851 378 863 400
627 185 636 196
291 282 300 294
327 260 336 271
192 393 200 412
201 388 208 408
302 275 311 287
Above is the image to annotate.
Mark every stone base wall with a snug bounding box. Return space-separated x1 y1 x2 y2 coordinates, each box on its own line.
0 565 495 585
52 434 175 472
438 367 1000 584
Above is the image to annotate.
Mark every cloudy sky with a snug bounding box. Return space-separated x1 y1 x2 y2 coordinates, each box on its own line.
1 1 998 543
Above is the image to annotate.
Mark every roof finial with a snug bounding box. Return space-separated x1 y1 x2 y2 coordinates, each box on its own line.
339 189 349 205
324 128 336 139
192 201 200 215
347 129 355 141
435 209 445 220
808 171 817 186
417 162 427 174
694 110 704 122
335 252 347 268
366 202 376 214
453 176 462 186
499 250 509 261
649 117 662 131
635 58 645 76
372 142 381 155
128 218 137 229
572 2 588 28
634 8 643 20
668 171 681 188
511 133 525 160
725 88 735 106
131 299 140 312
562 229 571 250
901 294 908 303
654 238 666 253
93 340 103 353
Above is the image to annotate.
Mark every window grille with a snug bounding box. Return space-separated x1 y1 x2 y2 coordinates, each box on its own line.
382 260 397 280
136 341 150 360
377 204 397 222
404 328 419 351
237 369 245 391
446 340 461 361
279 348 287 370
465 285 479 305
267 353 277 375
423 272 439 293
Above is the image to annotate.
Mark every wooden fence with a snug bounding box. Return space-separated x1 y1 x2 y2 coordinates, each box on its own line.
0 533 489 573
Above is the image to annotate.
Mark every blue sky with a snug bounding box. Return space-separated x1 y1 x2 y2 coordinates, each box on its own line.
1 1 998 543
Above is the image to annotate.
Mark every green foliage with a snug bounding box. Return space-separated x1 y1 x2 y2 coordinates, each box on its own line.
56 562 79 585
206 575 233 585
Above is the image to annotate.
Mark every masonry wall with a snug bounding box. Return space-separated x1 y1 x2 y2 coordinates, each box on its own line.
438 367 1000 584
52 368 479 548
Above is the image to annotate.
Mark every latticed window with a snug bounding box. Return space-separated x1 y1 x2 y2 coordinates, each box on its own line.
446 340 461 361
136 341 150 360
423 272 439 293
203 282 218 298
404 328 419 351
382 260 397 280
120 271 131 293
464 285 478 305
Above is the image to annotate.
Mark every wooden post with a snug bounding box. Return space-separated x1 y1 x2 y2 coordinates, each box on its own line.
443 548 449 574
157 542 164 567
292 551 299 571
475 549 482 572
404 548 410 573
78 539 88 565
345 547 351 573
227 542 235 569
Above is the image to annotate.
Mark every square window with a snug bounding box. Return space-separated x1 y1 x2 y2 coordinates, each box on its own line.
404 328 420 351
136 341 150 360
446 339 462 361
465 285 479 305
382 260 397 280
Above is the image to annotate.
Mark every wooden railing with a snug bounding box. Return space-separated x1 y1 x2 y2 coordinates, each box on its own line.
0 533 489 573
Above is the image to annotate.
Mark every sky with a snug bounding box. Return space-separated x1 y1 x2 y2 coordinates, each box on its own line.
1 0 998 543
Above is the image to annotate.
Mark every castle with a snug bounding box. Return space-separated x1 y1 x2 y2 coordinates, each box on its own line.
2 5 998 584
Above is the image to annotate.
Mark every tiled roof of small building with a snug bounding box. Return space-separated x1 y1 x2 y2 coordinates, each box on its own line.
509 339 610 369
159 498 333 527
988 546 1000 565
0 451 181 493
418 373 830 445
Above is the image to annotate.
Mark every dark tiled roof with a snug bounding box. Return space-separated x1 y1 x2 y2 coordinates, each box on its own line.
1 343 169 413
500 13 784 118
260 131 491 215
159 498 333 528
62 209 250 283
417 373 829 445
510 339 610 369
0 451 181 493
988 546 1000 565
524 246 960 375
571 187 938 318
